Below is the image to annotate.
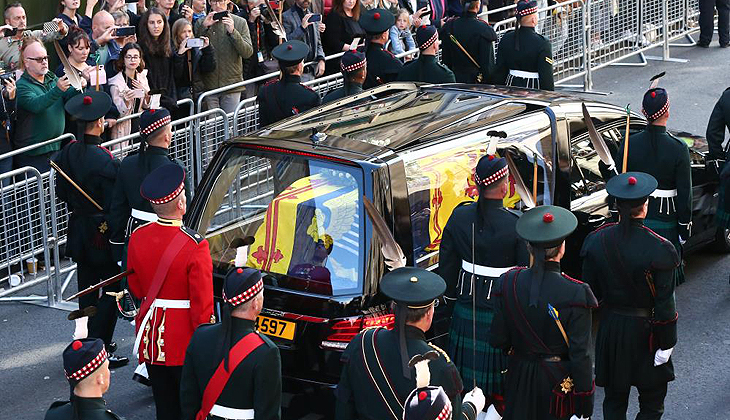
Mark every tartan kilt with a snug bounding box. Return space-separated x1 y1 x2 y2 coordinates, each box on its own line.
644 218 685 286
448 302 507 396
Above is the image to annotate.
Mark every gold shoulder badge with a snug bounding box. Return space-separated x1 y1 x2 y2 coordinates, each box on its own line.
545 56 555 65
560 376 574 393
428 342 451 363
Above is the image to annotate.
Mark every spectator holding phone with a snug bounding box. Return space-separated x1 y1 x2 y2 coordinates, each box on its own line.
0 3 68 72
57 0 95 38
55 28 93 86
239 0 279 96
0 74 16 180
323 0 365 75
15 38 81 172
90 11 122 75
283 0 326 82
139 8 178 109
388 9 415 56
172 19 216 102
195 0 253 113
108 43 150 144
156 0 193 26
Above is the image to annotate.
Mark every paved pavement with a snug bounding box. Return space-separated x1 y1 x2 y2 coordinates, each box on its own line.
2 35 730 420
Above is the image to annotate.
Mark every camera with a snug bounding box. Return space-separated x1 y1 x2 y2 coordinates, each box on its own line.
258 3 268 12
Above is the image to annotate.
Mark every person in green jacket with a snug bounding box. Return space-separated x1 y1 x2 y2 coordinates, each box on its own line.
15 38 80 172
195 0 253 113
397 25 455 84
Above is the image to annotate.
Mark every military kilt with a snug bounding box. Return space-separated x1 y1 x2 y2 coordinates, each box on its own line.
644 219 685 285
715 181 730 228
448 302 507 395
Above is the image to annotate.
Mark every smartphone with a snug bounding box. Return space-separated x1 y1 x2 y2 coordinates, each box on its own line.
309 14 322 22
0 72 13 84
130 89 145 99
43 21 59 34
213 11 229 21
124 0 137 3
258 3 268 12
115 26 136 37
421 5 432 16
186 38 204 48
3 27 17 37
148 88 166 95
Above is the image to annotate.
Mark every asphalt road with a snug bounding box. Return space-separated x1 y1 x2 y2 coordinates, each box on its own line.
2 36 730 420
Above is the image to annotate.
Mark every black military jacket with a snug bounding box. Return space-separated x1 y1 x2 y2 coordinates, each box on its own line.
397 54 456 84
705 87 730 163
55 135 120 266
617 125 692 232
363 42 403 89
180 318 281 420
44 396 121 420
108 146 192 260
322 81 364 104
580 220 679 388
257 74 321 127
493 26 554 90
441 11 498 84
438 199 529 308
336 325 477 420
490 263 596 419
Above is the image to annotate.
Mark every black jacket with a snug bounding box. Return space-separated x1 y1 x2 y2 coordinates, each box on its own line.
494 26 554 90
256 74 321 127
173 44 217 99
44 396 120 420
363 42 403 89
397 54 456 84
54 135 120 265
441 12 498 84
322 81 363 104
491 262 596 419
180 318 282 420
140 43 178 108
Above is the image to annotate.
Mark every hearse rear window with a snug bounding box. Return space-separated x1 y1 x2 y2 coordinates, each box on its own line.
198 147 364 297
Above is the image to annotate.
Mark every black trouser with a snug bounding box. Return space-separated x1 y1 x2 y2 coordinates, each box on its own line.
147 364 183 420
76 262 120 348
699 0 730 45
603 384 668 420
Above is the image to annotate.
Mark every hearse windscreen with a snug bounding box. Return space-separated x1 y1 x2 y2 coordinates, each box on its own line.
198 146 365 297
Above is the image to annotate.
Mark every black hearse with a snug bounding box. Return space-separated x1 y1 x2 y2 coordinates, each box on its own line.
186 83 726 402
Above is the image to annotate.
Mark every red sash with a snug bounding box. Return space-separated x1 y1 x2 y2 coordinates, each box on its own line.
195 332 266 420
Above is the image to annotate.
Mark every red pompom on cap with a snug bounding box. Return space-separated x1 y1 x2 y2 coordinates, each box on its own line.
72 340 83 351
287 45 293 50
543 213 554 223
419 391 427 401
628 176 637 185
373 12 381 19
651 91 656 98
150 109 155 114
488 155 494 161
237 268 243 274
82 96 92 105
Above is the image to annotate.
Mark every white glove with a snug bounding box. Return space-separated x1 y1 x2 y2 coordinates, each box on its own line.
678 235 686 245
463 387 486 414
570 416 589 420
654 347 673 366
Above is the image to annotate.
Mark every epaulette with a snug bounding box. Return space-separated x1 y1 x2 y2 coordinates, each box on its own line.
48 400 70 410
667 132 690 148
300 83 316 92
455 200 475 209
132 221 154 234
503 207 521 218
97 145 113 158
263 78 278 87
386 50 396 58
561 273 584 284
105 409 122 420
181 225 205 244
427 342 451 363
361 325 384 332
589 221 618 235
639 225 670 243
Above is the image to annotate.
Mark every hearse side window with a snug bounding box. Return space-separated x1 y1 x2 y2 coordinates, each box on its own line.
404 112 555 266
197 147 365 297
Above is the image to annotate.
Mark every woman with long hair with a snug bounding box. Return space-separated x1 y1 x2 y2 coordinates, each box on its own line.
108 43 150 146
137 7 177 109
57 0 93 38
322 0 365 74
171 19 215 104
54 27 93 82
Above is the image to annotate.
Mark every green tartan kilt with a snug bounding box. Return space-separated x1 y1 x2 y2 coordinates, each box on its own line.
448 302 507 396
644 218 685 286
715 182 730 228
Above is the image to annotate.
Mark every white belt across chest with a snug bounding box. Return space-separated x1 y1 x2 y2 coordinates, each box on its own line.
509 69 540 79
649 189 678 214
461 260 515 277
209 405 254 420
132 299 191 359
131 208 158 222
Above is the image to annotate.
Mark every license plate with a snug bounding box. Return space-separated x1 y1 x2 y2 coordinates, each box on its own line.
255 315 296 341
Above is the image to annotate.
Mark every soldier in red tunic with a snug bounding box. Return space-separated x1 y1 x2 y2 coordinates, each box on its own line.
127 163 215 420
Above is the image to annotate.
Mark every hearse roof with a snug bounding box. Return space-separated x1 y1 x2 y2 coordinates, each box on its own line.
231 84 623 160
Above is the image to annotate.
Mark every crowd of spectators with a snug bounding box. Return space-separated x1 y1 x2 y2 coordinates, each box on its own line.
0 0 524 181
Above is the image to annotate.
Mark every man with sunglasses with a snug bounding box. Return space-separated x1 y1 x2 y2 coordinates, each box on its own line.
15 37 81 172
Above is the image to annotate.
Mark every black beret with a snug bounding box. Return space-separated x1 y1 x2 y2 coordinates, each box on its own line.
516 205 577 248
416 25 438 50
380 267 446 308
64 90 112 122
223 267 264 307
63 338 107 387
474 154 508 187
642 88 669 121
272 40 310 67
140 163 185 205
139 107 172 138
606 171 657 202
359 8 395 35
